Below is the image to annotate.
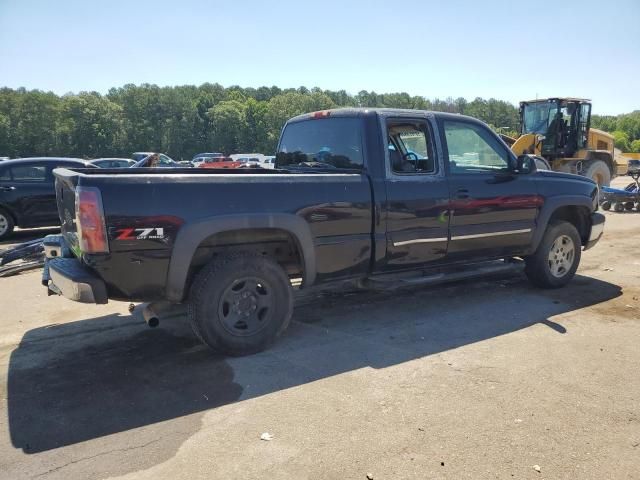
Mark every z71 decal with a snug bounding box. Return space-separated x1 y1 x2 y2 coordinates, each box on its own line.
115 227 165 240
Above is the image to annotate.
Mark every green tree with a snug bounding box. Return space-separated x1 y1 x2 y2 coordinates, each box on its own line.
612 130 631 151
58 93 124 157
208 100 247 154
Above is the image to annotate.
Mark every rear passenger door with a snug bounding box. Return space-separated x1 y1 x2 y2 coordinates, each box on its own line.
276 115 373 282
442 119 541 259
382 116 450 271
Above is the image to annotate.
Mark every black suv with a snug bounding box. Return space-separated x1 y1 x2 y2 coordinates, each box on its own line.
0 158 96 240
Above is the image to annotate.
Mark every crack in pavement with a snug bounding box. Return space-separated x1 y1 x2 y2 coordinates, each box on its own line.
31 438 163 479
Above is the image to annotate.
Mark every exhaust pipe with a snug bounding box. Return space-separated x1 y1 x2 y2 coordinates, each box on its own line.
142 304 160 328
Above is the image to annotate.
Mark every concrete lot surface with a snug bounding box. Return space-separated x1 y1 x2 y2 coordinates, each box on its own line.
0 189 638 479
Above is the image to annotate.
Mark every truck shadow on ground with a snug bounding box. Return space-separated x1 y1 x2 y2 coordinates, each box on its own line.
7 273 621 454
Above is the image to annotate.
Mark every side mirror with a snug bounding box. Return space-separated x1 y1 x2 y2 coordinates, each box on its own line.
516 154 538 174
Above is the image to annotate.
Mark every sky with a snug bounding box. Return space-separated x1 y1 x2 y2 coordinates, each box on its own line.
1 0 639 115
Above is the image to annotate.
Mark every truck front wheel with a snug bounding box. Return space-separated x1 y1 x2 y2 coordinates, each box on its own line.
524 220 582 289
187 253 294 356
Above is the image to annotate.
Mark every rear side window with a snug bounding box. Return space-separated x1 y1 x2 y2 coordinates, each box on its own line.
9 165 47 182
277 117 364 170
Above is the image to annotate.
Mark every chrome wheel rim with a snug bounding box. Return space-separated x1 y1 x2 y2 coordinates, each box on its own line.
0 214 8 236
548 235 575 278
218 276 274 337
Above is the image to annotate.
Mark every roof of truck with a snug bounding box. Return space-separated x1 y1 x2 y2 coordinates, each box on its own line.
287 107 481 124
521 97 591 104
287 108 507 131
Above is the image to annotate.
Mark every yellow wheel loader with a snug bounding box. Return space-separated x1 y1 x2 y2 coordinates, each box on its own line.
503 98 615 186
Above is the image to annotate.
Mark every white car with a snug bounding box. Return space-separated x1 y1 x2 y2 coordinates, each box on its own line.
230 153 264 168
261 156 276 169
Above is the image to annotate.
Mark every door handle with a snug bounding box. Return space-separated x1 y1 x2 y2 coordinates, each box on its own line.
455 188 469 199
0 186 16 191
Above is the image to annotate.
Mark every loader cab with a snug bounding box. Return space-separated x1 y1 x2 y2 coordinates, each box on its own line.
520 98 591 158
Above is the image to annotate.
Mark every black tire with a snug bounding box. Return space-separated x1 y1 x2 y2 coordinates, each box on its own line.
624 202 635 211
601 200 611 211
187 253 293 356
614 202 624 212
0 208 15 241
525 220 581 289
583 160 611 187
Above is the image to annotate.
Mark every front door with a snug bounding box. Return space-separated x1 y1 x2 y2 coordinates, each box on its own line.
383 116 450 271
442 119 541 260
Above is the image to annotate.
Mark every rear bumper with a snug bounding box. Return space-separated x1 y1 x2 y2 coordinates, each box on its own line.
41 235 108 304
47 257 108 304
584 212 605 250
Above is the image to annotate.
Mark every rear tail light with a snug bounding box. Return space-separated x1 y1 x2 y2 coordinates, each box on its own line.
75 186 109 254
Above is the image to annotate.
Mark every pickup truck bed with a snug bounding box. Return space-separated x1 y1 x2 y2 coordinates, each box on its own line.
44 108 605 355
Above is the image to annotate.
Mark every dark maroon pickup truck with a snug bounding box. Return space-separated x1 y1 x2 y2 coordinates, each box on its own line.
42 108 605 355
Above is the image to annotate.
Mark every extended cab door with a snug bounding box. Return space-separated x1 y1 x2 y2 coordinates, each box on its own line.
442 118 541 259
382 115 450 271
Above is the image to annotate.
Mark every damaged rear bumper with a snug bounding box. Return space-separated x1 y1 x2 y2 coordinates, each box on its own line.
42 235 108 304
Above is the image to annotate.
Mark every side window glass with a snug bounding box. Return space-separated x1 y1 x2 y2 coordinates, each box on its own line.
0 169 10 181
578 103 590 148
277 117 364 170
444 121 510 173
9 165 47 182
387 120 435 174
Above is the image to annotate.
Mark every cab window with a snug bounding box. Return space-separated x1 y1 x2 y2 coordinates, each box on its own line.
444 121 510 173
277 117 363 170
387 120 435 174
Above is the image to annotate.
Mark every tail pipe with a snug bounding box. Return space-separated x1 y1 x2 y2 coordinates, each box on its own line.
142 304 160 328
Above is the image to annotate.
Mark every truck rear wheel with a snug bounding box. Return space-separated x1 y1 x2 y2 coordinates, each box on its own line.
187 253 293 356
583 160 611 187
0 208 15 241
524 220 581 289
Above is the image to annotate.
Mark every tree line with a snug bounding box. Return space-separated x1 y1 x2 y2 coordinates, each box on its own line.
0 84 519 159
0 83 636 159
591 111 640 152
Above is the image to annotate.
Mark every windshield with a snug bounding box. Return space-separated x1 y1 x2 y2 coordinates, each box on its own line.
522 102 557 134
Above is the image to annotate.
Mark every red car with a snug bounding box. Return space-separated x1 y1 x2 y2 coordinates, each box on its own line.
198 157 244 169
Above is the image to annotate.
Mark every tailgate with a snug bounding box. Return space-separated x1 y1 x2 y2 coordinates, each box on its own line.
54 168 82 255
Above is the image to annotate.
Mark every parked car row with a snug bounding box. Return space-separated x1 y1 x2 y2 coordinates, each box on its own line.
0 150 276 240
192 153 275 169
